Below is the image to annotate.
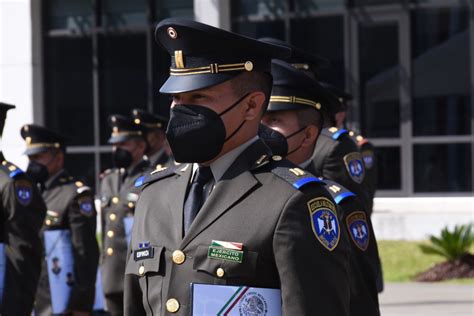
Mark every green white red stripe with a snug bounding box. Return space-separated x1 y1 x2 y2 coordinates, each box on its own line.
211 240 243 250
217 286 249 316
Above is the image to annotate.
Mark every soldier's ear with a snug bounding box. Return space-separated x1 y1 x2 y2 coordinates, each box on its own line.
301 125 319 148
243 91 266 121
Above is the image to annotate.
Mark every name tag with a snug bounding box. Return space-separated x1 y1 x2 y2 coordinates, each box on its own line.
134 247 154 261
191 284 281 316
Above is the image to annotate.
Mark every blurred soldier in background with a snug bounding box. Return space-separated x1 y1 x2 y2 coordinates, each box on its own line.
21 124 99 315
0 103 46 315
100 114 149 315
131 109 171 168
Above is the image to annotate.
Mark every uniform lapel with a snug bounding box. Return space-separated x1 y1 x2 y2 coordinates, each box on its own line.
180 140 270 248
168 163 193 240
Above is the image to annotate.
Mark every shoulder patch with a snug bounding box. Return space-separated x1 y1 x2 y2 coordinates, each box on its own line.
77 195 95 217
346 211 370 251
271 163 324 190
361 149 375 170
135 163 180 188
307 197 340 251
0 161 24 179
15 179 33 206
343 152 365 184
322 127 348 141
322 179 356 205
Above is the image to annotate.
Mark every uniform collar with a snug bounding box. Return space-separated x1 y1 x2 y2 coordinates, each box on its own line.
192 136 259 183
45 169 66 189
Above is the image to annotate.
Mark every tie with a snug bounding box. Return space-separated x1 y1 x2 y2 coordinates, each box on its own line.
183 166 213 234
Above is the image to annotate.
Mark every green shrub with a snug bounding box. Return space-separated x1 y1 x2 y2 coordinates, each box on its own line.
419 224 474 261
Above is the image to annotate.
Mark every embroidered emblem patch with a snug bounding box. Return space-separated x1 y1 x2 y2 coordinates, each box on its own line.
343 152 365 184
308 197 340 251
346 211 370 251
208 240 244 263
15 179 32 206
78 196 94 217
362 149 374 170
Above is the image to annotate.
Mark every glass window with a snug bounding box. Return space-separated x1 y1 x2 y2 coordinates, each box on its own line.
359 22 400 138
100 152 114 175
99 34 148 144
45 0 92 33
44 37 94 146
293 0 345 11
232 0 285 18
411 7 470 136
414 144 472 192
351 0 401 6
102 0 147 29
232 20 286 40
376 146 401 190
65 153 96 191
156 0 194 20
290 16 345 89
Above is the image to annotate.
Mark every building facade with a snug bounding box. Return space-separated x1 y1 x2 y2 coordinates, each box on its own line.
0 0 472 223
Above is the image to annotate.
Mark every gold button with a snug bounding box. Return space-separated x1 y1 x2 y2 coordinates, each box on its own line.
128 202 134 208
112 196 119 204
109 213 117 221
107 248 113 256
45 219 51 226
244 61 254 71
172 250 185 265
166 298 180 313
216 268 225 278
138 265 145 276
107 230 114 238
272 155 282 161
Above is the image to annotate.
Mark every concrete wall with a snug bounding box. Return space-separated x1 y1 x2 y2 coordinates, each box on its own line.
0 0 34 169
372 197 474 240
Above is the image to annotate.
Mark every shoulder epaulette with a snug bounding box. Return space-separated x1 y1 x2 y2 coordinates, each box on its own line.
134 163 182 188
269 156 324 190
322 179 356 204
0 160 24 179
74 180 92 195
321 127 349 141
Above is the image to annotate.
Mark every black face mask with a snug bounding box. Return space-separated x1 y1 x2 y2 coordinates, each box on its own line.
259 124 307 157
26 160 49 184
166 93 249 163
113 147 133 169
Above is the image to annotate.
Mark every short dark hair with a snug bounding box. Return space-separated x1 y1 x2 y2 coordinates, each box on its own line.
295 108 323 131
230 71 273 114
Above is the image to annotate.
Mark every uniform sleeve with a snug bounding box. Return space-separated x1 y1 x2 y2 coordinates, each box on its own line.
273 188 351 316
66 189 100 311
2 177 46 315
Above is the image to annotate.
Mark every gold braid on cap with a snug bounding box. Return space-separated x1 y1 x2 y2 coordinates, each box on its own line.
170 61 254 76
111 131 143 137
270 96 322 110
26 142 61 149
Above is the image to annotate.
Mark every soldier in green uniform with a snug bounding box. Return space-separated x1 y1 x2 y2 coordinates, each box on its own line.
259 60 380 315
260 38 371 213
124 19 351 316
321 83 378 216
131 109 171 169
20 124 99 315
0 103 47 315
100 115 149 315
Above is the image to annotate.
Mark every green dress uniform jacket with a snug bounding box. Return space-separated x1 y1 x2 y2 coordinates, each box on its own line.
100 159 150 305
309 127 371 214
124 140 351 316
0 156 46 315
34 170 99 315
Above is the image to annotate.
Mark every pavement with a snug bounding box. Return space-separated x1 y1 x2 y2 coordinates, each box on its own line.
379 283 474 315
